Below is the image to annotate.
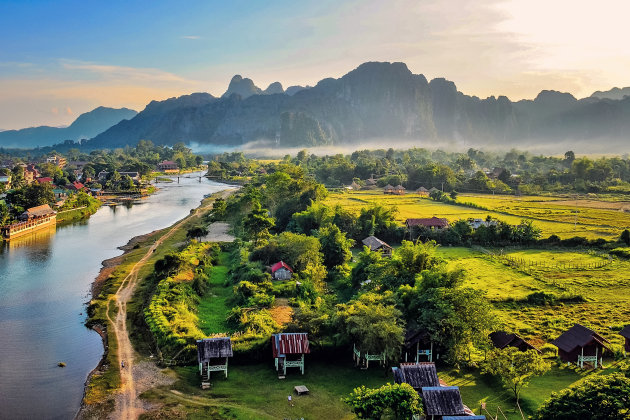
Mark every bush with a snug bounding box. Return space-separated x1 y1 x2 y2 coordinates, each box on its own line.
540 343 558 358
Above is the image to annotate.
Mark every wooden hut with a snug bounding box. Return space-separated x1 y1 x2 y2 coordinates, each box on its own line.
392 362 439 391
271 261 293 280
361 235 392 257
353 343 384 369
349 181 361 190
619 325 630 355
272 333 310 378
421 386 467 419
196 337 233 383
416 186 429 196
393 185 406 195
383 184 395 194
551 324 610 368
489 331 541 353
403 329 434 363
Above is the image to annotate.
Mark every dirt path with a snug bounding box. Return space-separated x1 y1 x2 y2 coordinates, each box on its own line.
105 188 237 420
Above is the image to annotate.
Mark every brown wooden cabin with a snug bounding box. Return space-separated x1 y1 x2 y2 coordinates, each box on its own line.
619 325 630 354
272 333 309 377
404 329 434 363
416 186 430 196
383 184 395 194
361 235 392 257
551 324 610 368
393 185 406 195
392 362 439 391
489 331 541 353
196 337 233 383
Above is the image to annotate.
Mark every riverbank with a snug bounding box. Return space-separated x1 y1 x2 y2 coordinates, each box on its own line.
78 189 235 419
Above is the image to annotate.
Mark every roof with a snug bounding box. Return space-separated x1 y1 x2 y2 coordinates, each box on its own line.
429 187 439 192
196 337 233 362
551 324 610 353
272 333 310 357
384 184 394 190
619 325 630 339
406 217 449 228
490 331 541 353
24 204 55 217
404 329 430 348
271 261 293 273
68 181 85 190
421 386 466 416
416 187 429 192
36 177 53 183
394 184 405 190
160 160 177 165
361 235 391 251
393 363 439 388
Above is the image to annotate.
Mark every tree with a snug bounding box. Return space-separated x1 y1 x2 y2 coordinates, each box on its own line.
336 293 405 367
186 225 209 241
242 200 274 246
344 383 423 419
533 373 630 420
621 229 630 245
482 347 551 404
317 224 354 268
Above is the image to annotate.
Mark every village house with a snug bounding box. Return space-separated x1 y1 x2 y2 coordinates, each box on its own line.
489 331 541 353
416 186 429 196
36 177 53 185
619 325 630 355
393 184 406 195
271 333 309 378
403 329 434 363
551 323 610 368
119 171 140 181
353 343 384 369
196 337 233 385
158 160 179 172
46 155 67 168
67 161 89 171
383 184 395 194
428 187 439 194
67 181 86 192
421 386 469 419
361 235 392 257
270 261 293 280
392 362 439 391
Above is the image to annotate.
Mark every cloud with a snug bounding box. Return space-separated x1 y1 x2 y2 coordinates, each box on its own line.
59 59 197 84
181 35 201 40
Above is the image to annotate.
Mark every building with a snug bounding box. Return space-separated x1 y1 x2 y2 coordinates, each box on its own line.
551 324 610 368
421 386 467 419
416 186 429 196
97 171 109 181
429 187 439 194
619 325 630 355
271 333 309 377
392 362 439 391
353 343 384 369
406 217 449 230
36 177 53 184
383 184 395 194
349 181 361 190
2 204 56 240
393 185 406 195
46 155 67 168
468 218 497 229
158 160 179 172
67 181 86 192
119 172 140 181
271 261 293 280
489 331 541 353
196 337 233 383
361 235 392 257
365 177 377 187
403 329 433 363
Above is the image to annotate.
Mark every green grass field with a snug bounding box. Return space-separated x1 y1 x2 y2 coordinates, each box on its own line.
197 252 233 335
325 190 630 239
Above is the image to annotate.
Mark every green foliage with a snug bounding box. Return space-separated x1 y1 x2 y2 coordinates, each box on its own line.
186 225 209 241
482 347 551 402
343 382 423 419
317 224 354 269
242 200 274 246
621 229 630 245
251 231 324 273
533 373 630 420
6 182 55 215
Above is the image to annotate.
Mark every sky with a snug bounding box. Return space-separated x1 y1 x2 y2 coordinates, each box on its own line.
1 0 630 130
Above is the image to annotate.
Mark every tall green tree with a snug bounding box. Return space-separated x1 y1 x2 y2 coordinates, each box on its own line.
317 224 354 268
242 200 274 246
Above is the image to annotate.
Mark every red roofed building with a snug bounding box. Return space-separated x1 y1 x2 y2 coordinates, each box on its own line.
270 261 293 280
158 160 179 172
272 333 310 377
406 217 449 229
36 177 54 184
67 181 85 191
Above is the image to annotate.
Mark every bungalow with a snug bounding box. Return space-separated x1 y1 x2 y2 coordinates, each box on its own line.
158 160 179 172
361 235 392 257
393 184 406 195
36 177 53 184
383 184 395 194
416 186 429 196
353 343 384 369
349 181 361 190
392 362 439 391
406 217 449 230
67 181 86 192
489 331 541 353
619 325 630 355
196 337 233 384
271 261 293 280
272 333 309 377
403 329 434 363
551 323 610 368
421 386 467 419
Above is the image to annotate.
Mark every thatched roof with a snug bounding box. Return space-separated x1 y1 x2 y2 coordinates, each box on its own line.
416 186 429 192
384 184 394 190
361 235 391 251
197 337 233 362
22 204 55 218
394 184 405 190
393 363 439 388
429 187 439 192
619 325 630 339
421 386 466 416
551 324 610 353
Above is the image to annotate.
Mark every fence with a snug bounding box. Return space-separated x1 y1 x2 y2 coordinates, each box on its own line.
497 254 611 270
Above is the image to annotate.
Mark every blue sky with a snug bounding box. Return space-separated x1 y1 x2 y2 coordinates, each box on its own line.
1 0 629 129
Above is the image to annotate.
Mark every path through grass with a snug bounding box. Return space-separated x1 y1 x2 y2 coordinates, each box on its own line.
198 252 233 335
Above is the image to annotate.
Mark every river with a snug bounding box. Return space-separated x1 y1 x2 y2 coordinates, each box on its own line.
0 174 230 420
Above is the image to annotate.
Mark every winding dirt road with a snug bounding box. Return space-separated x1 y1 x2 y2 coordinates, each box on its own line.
105 189 235 420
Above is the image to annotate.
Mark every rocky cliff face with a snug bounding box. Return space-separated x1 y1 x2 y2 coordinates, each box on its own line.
86 62 630 150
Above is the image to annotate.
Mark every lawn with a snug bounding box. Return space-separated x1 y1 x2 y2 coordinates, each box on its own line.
324 190 630 239
197 252 233 335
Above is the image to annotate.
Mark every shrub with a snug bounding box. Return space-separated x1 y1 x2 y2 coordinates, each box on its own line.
540 343 558 358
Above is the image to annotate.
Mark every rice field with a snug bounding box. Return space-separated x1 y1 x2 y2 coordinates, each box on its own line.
324 190 630 239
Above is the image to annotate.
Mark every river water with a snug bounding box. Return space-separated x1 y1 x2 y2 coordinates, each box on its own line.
0 174 229 420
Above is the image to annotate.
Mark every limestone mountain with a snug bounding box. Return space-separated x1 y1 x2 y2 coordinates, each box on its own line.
591 86 630 100
0 106 137 149
86 62 630 151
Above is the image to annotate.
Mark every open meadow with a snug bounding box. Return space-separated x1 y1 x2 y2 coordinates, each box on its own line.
324 190 630 239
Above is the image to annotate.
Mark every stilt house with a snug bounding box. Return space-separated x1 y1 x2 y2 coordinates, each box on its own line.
551 324 610 368
392 362 439 391
361 235 392 257
353 343 384 369
196 337 233 382
619 325 630 355
489 331 541 353
421 386 467 419
403 329 434 363
272 333 309 377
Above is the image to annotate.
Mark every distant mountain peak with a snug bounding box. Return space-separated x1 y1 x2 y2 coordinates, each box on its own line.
591 86 630 100
222 75 263 99
263 82 284 95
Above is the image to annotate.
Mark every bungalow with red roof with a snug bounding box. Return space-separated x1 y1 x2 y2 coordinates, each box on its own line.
271 261 293 280
36 177 53 184
67 181 86 192
272 333 309 377
158 160 179 173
